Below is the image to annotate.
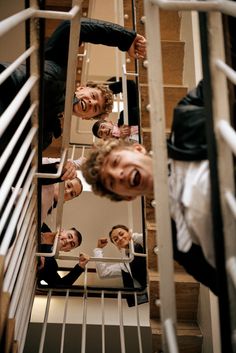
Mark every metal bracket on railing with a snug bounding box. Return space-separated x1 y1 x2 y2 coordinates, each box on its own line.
77 49 87 57
35 148 68 179
150 0 236 16
35 232 60 257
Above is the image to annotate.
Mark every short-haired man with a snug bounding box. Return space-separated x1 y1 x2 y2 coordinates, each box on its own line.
0 19 146 151
92 119 139 142
38 227 89 287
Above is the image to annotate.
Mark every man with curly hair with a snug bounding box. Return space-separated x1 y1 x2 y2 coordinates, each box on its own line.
81 139 152 201
0 18 146 150
81 138 218 295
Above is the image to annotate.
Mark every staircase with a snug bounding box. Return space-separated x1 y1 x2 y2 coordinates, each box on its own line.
124 1 203 352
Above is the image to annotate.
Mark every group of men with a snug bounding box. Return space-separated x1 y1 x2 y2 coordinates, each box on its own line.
1 14 220 296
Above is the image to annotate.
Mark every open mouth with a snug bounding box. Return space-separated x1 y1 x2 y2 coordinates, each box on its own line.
130 170 141 187
80 99 86 111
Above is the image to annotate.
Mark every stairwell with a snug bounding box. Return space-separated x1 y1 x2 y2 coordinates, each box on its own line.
123 1 203 352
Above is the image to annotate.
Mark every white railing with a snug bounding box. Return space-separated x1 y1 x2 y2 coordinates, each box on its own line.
0 1 83 352
144 0 236 351
144 1 178 352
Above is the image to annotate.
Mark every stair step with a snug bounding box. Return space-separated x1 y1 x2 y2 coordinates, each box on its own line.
135 0 181 40
144 196 156 223
140 84 188 130
149 270 199 321
138 41 185 85
150 319 203 353
146 221 187 272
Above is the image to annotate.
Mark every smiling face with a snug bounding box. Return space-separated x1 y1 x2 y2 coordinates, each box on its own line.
73 86 106 119
100 145 153 200
64 178 82 202
110 227 131 249
59 229 79 252
97 121 114 139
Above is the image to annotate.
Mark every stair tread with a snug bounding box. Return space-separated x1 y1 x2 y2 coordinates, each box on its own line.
150 319 202 336
140 83 188 88
149 269 198 283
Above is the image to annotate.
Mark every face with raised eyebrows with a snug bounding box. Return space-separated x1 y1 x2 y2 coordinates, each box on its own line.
97 121 114 139
73 86 105 119
100 144 153 200
59 229 79 252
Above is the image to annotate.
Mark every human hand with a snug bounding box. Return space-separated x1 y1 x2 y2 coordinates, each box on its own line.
78 253 90 269
38 256 45 270
61 161 77 180
120 125 131 138
128 34 146 59
97 237 108 248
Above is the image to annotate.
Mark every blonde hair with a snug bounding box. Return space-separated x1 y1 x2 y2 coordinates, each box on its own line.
81 139 133 201
86 82 113 118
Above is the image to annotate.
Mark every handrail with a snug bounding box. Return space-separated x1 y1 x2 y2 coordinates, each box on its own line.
150 0 236 16
34 7 80 20
0 5 81 38
57 239 146 263
35 233 60 258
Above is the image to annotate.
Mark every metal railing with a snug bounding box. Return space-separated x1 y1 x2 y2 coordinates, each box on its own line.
144 0 236 352
0 1 83 352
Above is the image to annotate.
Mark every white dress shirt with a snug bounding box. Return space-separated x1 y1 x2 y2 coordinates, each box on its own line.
93 233 143 278
168 159 215 267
